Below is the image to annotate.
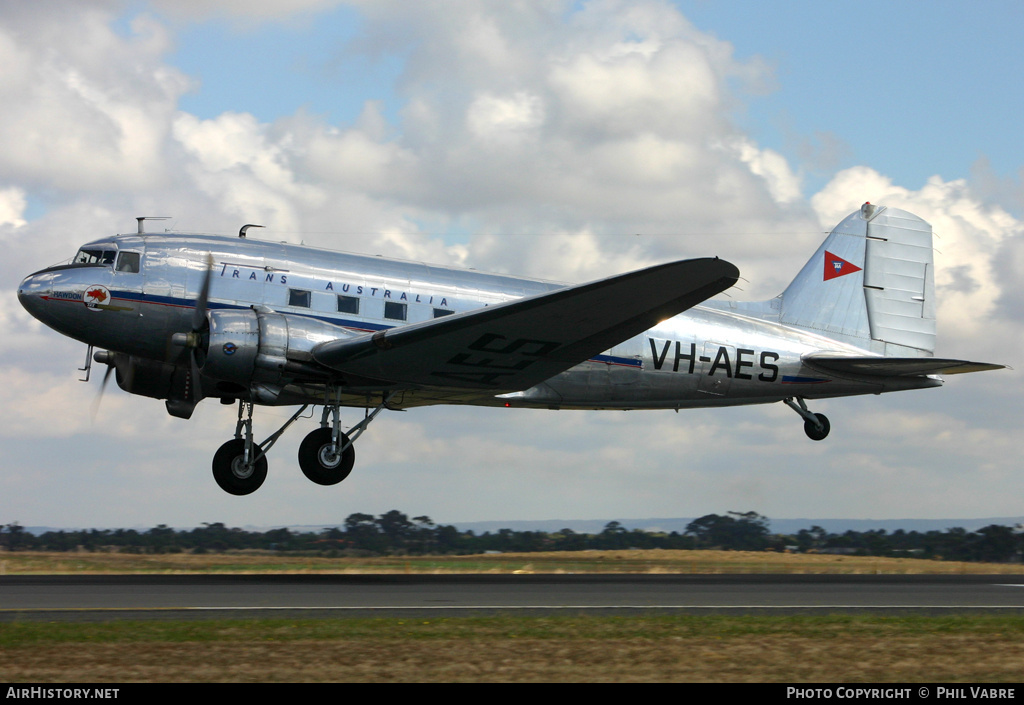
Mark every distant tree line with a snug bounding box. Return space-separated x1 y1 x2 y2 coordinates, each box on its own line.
1 511 1022 563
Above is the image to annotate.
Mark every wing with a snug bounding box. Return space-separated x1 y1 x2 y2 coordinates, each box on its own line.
313 257 739 391
804 354 1006 377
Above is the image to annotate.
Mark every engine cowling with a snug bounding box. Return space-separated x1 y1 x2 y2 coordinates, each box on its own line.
202 309 357 390
97 350 195 417
109 352 185 400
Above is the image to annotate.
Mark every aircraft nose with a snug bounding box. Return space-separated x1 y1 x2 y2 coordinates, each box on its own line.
17 271 52 321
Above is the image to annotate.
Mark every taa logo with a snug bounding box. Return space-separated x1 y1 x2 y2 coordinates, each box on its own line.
823 251 862 281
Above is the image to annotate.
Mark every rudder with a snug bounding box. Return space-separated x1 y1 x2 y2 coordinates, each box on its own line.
779 203 935 357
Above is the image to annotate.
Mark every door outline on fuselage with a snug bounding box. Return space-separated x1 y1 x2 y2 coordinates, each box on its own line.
697 341 735 397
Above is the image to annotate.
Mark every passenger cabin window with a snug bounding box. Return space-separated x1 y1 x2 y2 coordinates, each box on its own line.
116 252 140 273
433 308 454 318
73 248 116 266
337 295 359 315
384 301 407 321
289 289 311 308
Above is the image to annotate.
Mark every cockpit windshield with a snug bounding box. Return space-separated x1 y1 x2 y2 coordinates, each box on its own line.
73 247 116 266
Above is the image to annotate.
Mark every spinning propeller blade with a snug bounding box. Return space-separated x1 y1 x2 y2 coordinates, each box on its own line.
173 254 215 404
90 361 115 423
90 352 135 421
192 254 213 332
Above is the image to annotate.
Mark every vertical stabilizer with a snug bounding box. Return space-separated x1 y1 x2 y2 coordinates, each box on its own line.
779 203 935 356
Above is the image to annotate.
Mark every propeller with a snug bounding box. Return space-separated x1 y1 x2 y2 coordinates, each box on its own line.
90 355 115 422
170 254 214 404
192 253 214 333
90 350 135 422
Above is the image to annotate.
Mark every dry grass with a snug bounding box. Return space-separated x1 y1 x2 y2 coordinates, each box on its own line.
3 616 1023 682
2 549 1023 575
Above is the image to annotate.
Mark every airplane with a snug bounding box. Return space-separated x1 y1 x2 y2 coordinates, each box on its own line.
18 202 1004 495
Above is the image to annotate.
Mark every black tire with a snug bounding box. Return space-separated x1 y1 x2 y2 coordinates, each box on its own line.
298 427 355 485
803 413 830 441
212 438 268 495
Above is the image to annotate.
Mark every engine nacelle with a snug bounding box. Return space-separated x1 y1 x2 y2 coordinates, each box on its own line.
202 310 260 385
202 309 356 388
110 353 185 400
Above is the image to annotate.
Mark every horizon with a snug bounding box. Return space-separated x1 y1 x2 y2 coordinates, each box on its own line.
12 514 1024 536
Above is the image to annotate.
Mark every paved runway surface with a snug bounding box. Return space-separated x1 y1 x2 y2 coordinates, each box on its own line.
3 574 1024 621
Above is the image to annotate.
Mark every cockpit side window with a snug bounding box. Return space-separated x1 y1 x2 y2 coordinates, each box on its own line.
74 248 117 266
116 251 141 273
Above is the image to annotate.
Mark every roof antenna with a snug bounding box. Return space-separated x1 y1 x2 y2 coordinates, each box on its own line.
239 224 265 238
136 216 171 234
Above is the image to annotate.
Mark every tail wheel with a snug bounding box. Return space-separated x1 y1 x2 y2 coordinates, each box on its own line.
803 413 830 441
298 427 355 485
212 438 268 495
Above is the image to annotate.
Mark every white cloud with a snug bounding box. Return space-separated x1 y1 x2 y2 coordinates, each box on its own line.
309 1 792 243
172 111 324 232
549 40 720 139
150 0 345 22
466 91 545 143
731 138 802 205
0 187 27 228
0 5 191 193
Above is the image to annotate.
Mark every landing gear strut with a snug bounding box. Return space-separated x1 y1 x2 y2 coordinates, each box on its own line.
211 400 309 495
296 393 395 485
784 397 830 441
211 393 397 495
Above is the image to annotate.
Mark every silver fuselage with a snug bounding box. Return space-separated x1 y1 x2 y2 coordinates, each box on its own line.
18 232 941 411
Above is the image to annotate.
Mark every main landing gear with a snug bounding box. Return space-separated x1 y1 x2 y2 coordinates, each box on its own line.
783 397 830 441
211 394 395 495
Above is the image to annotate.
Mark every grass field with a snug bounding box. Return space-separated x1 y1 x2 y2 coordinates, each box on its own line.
3 548 1024 575
2 615 1024 682
2 550 1023 682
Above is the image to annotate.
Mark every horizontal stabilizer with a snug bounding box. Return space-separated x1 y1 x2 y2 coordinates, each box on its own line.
804 354 1005 377
314 257 739 391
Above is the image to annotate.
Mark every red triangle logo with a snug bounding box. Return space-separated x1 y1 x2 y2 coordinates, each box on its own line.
823 251 862 281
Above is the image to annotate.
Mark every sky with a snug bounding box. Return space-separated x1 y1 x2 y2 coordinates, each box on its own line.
2 0 1022 531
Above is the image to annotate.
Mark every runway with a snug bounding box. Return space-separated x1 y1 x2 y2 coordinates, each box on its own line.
3 574 1024 621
